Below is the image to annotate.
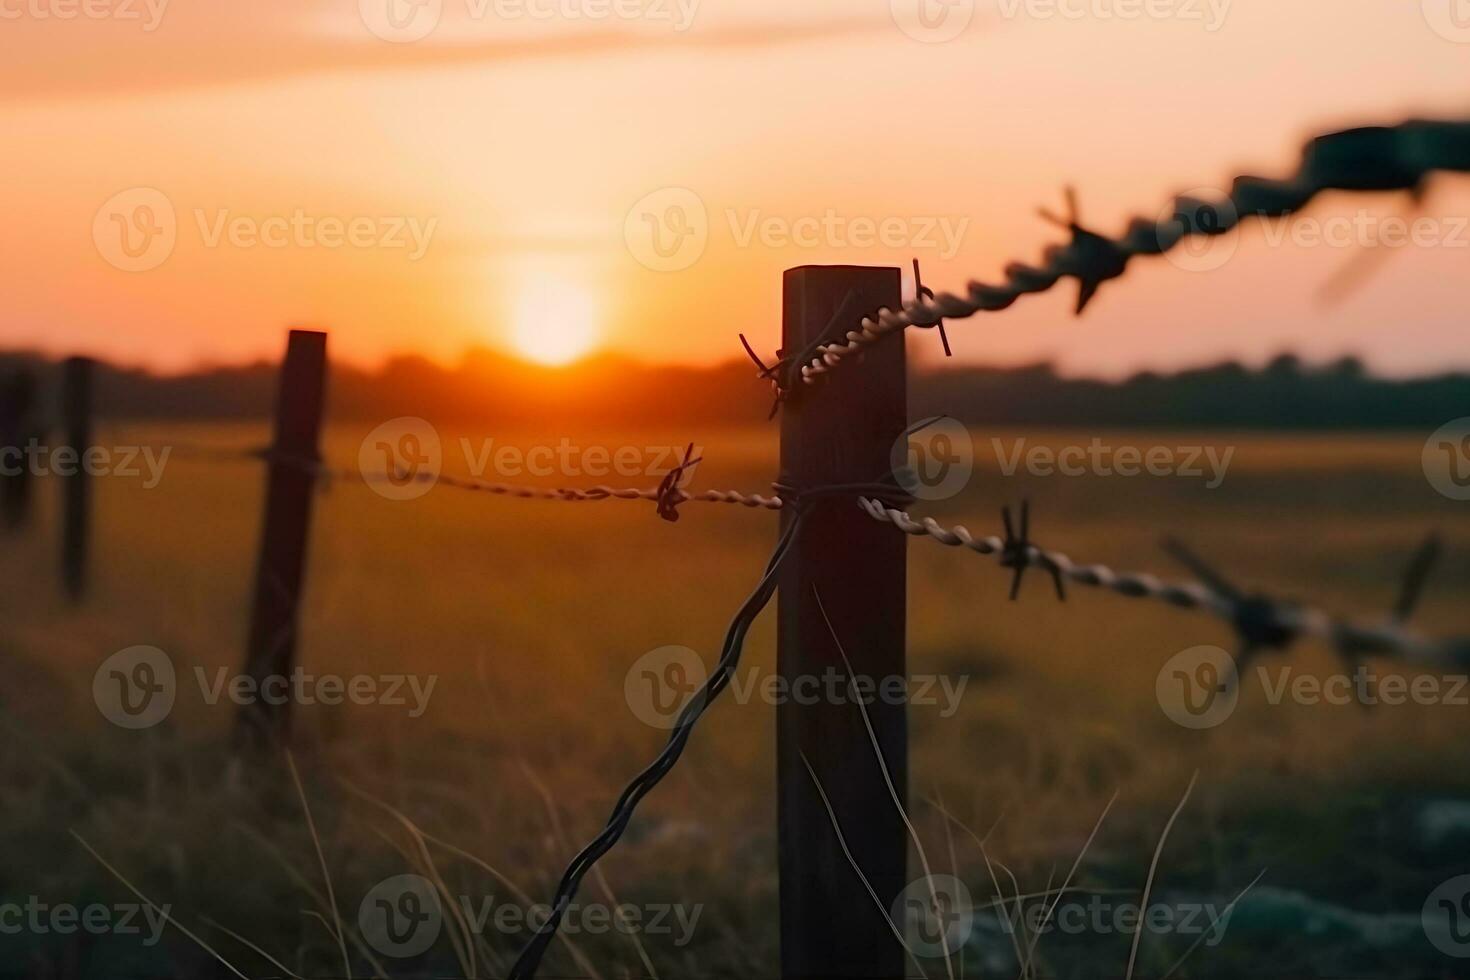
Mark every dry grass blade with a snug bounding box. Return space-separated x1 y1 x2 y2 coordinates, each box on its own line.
415 827 606 980
1022 791 1118 972
934 785 965 980
799 752 930 980
1125 771 1198 980
338 778 478 977
231 818 394 978
286 750 353 980
993 858 1032 972
1160 867 1267 980
201 916 306 979
813 585 958 980
70 831 251 980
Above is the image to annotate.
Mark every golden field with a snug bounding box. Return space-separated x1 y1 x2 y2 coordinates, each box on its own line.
2 423 1468 979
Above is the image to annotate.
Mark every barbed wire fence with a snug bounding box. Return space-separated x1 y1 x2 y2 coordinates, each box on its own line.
4 113 1469 978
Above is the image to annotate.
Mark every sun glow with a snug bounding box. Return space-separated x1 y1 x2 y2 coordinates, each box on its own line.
511 273 601 366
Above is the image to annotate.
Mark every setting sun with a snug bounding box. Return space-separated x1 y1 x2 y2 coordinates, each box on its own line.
511 274 601 366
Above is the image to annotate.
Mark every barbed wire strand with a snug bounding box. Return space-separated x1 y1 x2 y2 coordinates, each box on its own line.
153 441 785 514
93 438 1470 668
857 497 1470 670
764 117 1470 397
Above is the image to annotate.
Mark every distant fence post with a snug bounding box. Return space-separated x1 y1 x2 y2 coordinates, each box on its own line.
1 368 37 531
236 330 328 749
60 357 93 599
777 265 907 980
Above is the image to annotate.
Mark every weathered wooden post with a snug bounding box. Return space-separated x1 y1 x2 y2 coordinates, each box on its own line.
237 330 328 748
60 357 93 599
777 265 908 979
1 368 37 530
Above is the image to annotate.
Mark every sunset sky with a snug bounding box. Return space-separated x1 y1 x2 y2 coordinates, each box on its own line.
3 0 1469 376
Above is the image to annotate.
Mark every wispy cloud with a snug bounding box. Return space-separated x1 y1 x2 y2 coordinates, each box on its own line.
2 9 919 103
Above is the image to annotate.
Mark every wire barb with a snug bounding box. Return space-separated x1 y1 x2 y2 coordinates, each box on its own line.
1330 532 1445 672
1000 500 1066 601
1161 536 1300 677
653 443 704 522
914 257 951 358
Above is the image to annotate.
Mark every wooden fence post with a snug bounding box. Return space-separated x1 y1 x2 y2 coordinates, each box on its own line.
777 265 907 980
60 357 93 599
237 329 328 748
1 368 37 530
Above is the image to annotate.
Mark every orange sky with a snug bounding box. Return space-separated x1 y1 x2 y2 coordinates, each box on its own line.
2 0 1469 376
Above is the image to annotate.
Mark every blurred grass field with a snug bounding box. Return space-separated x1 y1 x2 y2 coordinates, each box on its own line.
2 422 1470 979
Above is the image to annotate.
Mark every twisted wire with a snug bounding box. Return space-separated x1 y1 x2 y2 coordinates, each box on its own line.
507 508 809 979
781 117 1470 392
858 498 1467 669
145 440 787 511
